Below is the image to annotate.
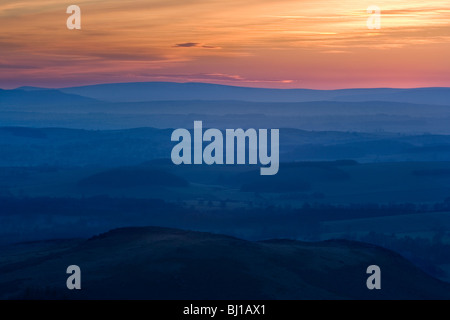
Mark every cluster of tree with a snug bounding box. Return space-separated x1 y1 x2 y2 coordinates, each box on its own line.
2 196 450 229
0 199 445 240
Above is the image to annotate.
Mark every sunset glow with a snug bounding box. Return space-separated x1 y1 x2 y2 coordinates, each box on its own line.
0 0 449 89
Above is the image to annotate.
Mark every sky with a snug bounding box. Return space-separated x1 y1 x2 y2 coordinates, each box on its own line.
0 0 449 89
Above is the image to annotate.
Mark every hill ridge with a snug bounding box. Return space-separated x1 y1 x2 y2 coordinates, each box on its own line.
1 226 449 300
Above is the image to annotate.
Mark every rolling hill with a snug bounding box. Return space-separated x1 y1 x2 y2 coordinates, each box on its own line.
4 82 450 105
57 82 450 105
3 83 450 133
0 226 449 300
0 88 98 106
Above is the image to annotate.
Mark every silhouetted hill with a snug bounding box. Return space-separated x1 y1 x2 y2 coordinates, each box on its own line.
3 86 450 133
1 126 450 166
57 82 450 105
0 88 97 105
1 227 449 299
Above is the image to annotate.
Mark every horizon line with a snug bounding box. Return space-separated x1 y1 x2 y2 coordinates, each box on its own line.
3 81 450 91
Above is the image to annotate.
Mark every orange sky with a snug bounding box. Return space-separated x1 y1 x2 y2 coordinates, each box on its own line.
0 0 449 89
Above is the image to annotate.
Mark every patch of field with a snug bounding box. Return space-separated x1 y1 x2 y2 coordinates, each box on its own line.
322 212 450 240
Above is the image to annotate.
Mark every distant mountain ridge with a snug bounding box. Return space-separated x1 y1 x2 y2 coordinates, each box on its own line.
60 82 450 105
3 82 450 105
0 88 98 105
2 82 450 133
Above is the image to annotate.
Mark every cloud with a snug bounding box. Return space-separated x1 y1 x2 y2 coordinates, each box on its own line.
174 42 200 48
0 64 38 69
138 72 293 85
200 45 221 49
174 43 220 49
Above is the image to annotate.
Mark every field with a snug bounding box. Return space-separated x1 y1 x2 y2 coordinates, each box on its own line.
2 161 450 207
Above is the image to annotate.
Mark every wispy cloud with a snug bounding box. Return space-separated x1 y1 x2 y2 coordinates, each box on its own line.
174 42 199 48
174 42 221 49
139 72 293 84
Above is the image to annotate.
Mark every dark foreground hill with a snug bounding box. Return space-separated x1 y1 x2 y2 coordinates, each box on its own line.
0 227 449 300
